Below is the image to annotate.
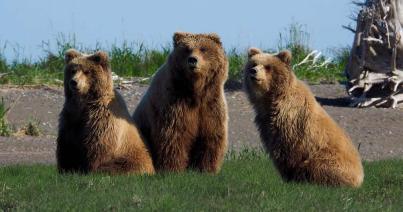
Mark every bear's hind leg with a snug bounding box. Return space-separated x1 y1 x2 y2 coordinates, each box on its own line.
308 160 363 187
97 156 154 175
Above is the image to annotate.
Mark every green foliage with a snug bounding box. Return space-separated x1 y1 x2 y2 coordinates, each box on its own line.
278 22 311 57
332 46 351 68
277 22 347 84
0 25 349 85
0 54 7 73
227 48 247 81
110 42 170 77
0 152 402 211
0 35 171 85
24 119 41 137
0 98 11 136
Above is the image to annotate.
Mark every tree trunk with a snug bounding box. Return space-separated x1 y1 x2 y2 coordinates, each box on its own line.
345 0 403 108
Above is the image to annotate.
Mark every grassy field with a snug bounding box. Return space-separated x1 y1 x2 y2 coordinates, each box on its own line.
0 24 348 86
0 151 402 211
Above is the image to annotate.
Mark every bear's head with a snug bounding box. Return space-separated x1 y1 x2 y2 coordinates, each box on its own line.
243 47 293 100
64 49 113 99
169 32 228 90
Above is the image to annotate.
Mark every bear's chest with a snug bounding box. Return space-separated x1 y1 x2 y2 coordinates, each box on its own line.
156 101 199 135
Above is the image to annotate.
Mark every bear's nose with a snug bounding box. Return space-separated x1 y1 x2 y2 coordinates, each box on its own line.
187 56 198 67
249 68 257 75
69 80 78 89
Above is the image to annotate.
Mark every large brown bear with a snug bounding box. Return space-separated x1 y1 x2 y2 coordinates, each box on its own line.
133 32 228 173
243 47 364 187
56 49 155 175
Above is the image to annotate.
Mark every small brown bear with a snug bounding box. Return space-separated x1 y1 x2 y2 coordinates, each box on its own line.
133 32 228 173
56 49 155 175
243 47 364 187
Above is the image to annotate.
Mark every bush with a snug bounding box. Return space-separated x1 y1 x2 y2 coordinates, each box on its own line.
0 98 11 136
0 26 348 85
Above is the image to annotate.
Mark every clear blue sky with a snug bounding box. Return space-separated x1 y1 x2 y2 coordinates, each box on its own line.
0 0 356 60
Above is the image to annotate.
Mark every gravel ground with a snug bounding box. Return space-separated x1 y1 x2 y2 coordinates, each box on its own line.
0 83 402 165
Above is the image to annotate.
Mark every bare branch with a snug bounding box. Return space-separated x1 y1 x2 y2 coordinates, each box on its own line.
343 25 357 33
363 37 384 43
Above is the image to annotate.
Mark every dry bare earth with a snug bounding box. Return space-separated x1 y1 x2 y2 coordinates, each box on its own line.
0 83 402 165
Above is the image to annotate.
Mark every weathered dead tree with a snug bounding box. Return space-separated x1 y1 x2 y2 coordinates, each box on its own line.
345 0 403 108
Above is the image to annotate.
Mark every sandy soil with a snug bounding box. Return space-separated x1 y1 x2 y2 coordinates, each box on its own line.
0 83 402 165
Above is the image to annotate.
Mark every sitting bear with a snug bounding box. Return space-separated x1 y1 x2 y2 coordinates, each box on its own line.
133 32 229 173
56 49 154 174
243 47 364 187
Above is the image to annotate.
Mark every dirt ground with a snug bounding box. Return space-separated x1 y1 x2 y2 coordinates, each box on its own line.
0 83 402 165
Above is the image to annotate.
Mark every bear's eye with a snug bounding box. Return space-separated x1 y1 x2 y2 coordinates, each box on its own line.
179 46 191 54
249 63 257 69
83 69 90 74
265 65 272 71
200 47 207 53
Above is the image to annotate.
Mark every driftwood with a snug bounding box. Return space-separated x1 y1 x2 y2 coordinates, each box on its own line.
345 0 403 108
111 72 152 90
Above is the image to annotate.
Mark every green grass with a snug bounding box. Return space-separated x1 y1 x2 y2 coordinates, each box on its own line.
0 98 11 136
0 151 402 211
0 24 348 86
23 119 41 137
277 22 347 84
292 49 347 84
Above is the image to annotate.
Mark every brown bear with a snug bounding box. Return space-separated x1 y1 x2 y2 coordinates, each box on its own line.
133 32 228 173
56 49 155 175
243 47 364 187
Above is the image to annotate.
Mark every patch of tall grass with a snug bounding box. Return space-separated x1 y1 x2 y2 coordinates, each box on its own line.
0 98 11 136
277 22 347 83
0 24 349 86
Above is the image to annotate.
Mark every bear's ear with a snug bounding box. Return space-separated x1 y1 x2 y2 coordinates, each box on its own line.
64 49 81 64
276 50 292 65
248 47 263 58
173 32 190 47
206 33 222 46
88 51 109 68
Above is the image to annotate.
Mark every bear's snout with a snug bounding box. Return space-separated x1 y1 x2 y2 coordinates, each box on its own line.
247 68 260 82
187 56 198 69
248 68 257 75
69 79 78 90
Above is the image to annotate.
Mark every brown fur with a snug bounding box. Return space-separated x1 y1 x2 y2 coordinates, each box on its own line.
56 49 154 174
133 32 228 173
243 48 364 187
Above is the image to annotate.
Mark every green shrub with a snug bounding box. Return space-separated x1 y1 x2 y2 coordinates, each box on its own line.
24 119 41 137
227 48 247 81
0 98 11 136
0 25 348 85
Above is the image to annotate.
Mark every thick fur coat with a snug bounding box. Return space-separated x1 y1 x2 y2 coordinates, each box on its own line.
243 48 364 187
57 49 154 174
133 32 228 173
